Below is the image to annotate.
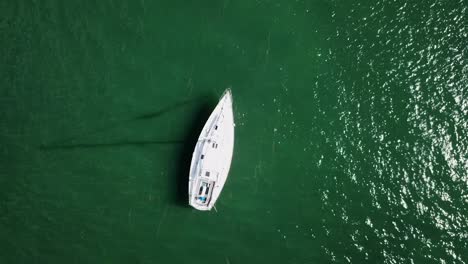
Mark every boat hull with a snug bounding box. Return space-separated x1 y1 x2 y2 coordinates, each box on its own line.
188 89 235 211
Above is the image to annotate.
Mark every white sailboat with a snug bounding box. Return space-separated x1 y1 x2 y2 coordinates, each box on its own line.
188 89 235 211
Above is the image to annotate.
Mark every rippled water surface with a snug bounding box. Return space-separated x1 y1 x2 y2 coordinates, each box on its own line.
1 0 466 263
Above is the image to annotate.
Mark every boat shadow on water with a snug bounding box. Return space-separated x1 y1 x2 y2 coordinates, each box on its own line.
38 96 218 208
39 140 184 150
174 99 216 208
38 99 195 150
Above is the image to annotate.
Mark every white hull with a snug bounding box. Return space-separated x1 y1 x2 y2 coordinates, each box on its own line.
188 89 235 211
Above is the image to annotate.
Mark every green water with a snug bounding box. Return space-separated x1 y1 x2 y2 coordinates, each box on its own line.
1 0 467 263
